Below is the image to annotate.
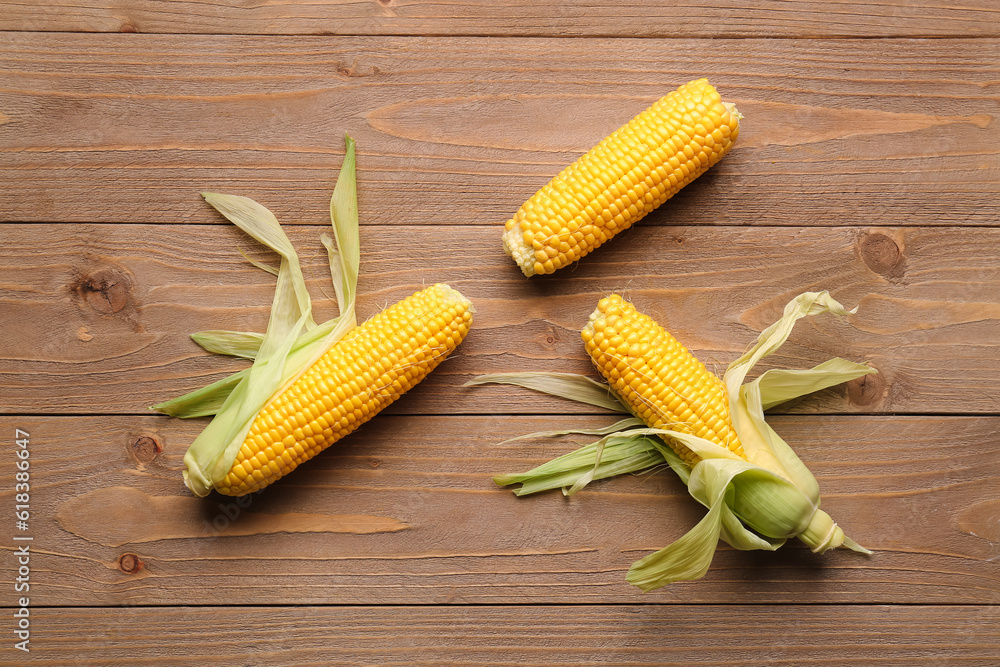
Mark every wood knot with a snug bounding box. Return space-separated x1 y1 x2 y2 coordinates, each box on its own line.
118 553 144 573
538 325 560 348
846 371 885 407
369 458 381 468
336 59 361 77
73 266 134 314
119 21 138 33
858 231 905 281
335 58 378 78
130 436 161 464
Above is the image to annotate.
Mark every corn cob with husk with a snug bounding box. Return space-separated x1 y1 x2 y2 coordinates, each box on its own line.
503 78 741 276
152 137 474 497
469 291 875 590
210 283 472 496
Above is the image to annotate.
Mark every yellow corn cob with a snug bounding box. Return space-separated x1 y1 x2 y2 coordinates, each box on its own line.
581 294 744 466
217 283 474 496
503 78 740 277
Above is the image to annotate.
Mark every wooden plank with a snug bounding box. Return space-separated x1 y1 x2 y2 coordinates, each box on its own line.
1 35 997 227
2 1 998 38
1 414 996 606
23 605 1000 665
4 223 1000 416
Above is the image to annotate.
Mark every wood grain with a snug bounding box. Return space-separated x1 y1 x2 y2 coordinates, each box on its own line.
2 10 998 656
1 35 997 227
1 414 996 606
3 223 999 416
2 1 998 38
24 605 1000 665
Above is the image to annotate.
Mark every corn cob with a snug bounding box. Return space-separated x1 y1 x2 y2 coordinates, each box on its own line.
216 283 473 496
484 291 874 589
580 294 744 466
503 78 740 277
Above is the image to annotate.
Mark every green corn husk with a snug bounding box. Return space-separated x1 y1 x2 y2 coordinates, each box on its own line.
471 291 875 591
465 372 627 412
151 136 362 497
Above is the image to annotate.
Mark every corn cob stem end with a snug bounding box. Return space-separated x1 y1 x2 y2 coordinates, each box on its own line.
799 509 842 553
183 451 214 498
434 283 476 312
502 224 538 277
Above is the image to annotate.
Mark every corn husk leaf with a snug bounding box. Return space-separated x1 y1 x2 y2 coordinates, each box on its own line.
150 370 249 418
182 192 317 494
643 437 780 553
756 358 875 411
626 457 809 591
496 417 644 444
190 330 265 359
201 191 317 335
719 504 786 552
153 316 347 418
737 379 820 502
327 143 360 314
724 291 857 394
236 245 279 276
723 292 875 501
465 372 627 412
494 433 665 496
154 136 360 497
627 497 726 588
647 439 691 485
481 290 876 590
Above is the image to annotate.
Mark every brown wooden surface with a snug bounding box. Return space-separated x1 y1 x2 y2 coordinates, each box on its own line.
1 3 998 664
2 413 998 606
4 223 1000 416
23 606 1000 665
2 1 999 38
1 35 998 228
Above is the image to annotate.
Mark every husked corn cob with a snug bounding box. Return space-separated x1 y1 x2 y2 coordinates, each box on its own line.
217 283 474 496
581 294 744 466
503 78 740 277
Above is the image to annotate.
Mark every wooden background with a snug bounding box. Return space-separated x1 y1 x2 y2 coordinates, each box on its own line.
2 2 999 664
